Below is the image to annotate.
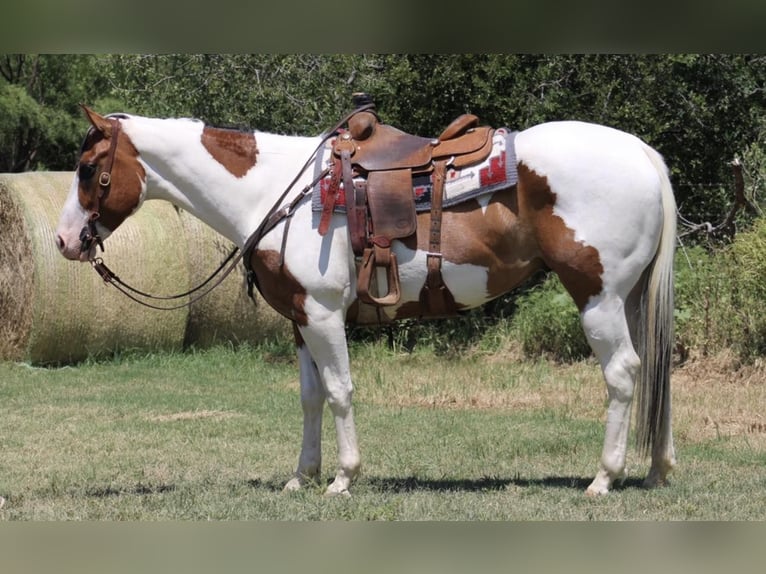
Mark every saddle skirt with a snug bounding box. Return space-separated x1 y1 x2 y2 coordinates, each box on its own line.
311 127 518 215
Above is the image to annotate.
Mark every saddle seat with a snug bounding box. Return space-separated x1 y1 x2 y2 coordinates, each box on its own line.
324 95 495 314
342 110 493 173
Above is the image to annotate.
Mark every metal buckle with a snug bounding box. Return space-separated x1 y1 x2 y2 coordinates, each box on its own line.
98 172 111 187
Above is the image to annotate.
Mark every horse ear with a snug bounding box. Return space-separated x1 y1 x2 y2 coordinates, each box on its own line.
80 104 113 136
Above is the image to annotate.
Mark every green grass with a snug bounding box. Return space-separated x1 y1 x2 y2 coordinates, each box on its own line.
0 344 764 520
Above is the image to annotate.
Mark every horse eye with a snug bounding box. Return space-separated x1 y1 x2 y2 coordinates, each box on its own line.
79 163 97 180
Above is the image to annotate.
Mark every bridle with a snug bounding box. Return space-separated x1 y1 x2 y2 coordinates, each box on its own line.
85 104 373 311
79 118 121 254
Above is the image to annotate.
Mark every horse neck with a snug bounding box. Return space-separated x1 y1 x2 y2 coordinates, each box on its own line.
126 117 321 246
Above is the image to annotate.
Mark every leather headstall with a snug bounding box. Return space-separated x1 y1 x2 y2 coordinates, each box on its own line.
80 118 121 254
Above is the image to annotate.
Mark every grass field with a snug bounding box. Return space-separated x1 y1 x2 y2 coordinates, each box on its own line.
0 343 764 520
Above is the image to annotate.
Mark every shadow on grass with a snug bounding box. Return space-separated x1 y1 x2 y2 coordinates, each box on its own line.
84 483 177 497
246 475 646 493
365 475 645 492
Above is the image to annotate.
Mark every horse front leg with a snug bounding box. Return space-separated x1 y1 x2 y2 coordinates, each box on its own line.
283 336 326 492
297 306 360 496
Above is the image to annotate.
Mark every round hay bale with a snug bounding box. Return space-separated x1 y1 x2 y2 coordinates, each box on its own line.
0 175 34 362
0 172 189 364
178 210 291 348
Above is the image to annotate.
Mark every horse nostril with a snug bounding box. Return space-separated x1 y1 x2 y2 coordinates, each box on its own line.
56 234 65 251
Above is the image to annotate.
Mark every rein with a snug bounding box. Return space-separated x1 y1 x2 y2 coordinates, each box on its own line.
89 104 373 310
91 247 242 311
90 167 327 311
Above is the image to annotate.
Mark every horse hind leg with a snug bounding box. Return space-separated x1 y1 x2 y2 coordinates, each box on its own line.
580 293 641 496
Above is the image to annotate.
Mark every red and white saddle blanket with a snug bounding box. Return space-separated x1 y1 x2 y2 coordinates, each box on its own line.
311 127 518 213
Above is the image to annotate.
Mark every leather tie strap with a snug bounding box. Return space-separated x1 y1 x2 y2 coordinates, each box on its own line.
318 156 343 236
340 149 367 256
427 160 446 264
419 160 457 316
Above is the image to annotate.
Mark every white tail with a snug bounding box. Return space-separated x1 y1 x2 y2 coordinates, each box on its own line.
635 145 677 457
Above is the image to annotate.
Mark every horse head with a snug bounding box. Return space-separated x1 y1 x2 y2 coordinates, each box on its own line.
56 106 146 261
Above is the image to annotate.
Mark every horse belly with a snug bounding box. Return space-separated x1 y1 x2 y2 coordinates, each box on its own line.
352 189 544 323
349 258 496 324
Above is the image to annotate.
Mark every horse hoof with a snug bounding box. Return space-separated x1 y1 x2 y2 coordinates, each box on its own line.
283 477 304 492
644 459 675 489
585 477 611 496
643 474 671 489
585 486 609 497
324 487 351 498
324 479 352 497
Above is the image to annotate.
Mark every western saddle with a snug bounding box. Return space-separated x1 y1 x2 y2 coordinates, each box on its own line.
319 94 495 317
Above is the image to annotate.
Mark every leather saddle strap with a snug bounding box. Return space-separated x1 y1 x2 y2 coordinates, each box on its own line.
341 149 367 255
318 156 342 236
421 160 457 316
428 160 447 262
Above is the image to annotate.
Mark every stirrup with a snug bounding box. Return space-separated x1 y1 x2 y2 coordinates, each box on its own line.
357 242 401 306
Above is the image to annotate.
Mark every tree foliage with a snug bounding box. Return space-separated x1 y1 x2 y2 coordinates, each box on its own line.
2 54 764 222
0 54 111 171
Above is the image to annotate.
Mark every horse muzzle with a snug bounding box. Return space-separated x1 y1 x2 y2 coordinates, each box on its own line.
55 221 103 262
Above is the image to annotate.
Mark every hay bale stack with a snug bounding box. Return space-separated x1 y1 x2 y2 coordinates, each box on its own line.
178 210 289 348
0 172 189 364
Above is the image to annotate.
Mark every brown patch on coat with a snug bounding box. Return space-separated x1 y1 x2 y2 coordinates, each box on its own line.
438 186 545 298
352 170 601 320
201 126 257 178
77 129 145 232
392 185 545 322
516 162 603 310
248 249 308 326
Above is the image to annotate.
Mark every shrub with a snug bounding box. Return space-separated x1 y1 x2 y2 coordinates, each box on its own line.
674 217 766 362
725 217 766 359
510 274 591 362
674 245 722 357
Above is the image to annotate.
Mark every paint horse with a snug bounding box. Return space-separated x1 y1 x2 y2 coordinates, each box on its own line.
56 104 677 496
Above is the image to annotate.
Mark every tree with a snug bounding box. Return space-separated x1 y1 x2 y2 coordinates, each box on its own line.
2 54 763 224
0 54 109 171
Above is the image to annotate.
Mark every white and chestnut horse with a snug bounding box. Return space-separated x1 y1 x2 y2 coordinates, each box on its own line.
56 106 676 496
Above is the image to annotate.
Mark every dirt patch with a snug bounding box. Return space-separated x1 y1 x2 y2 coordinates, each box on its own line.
674 349 765 387
355 357 606 416
352 351 764 447
672 352 766 443
402 391 546 411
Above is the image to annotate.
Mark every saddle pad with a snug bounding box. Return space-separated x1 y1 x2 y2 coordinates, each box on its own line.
311 128 518 214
